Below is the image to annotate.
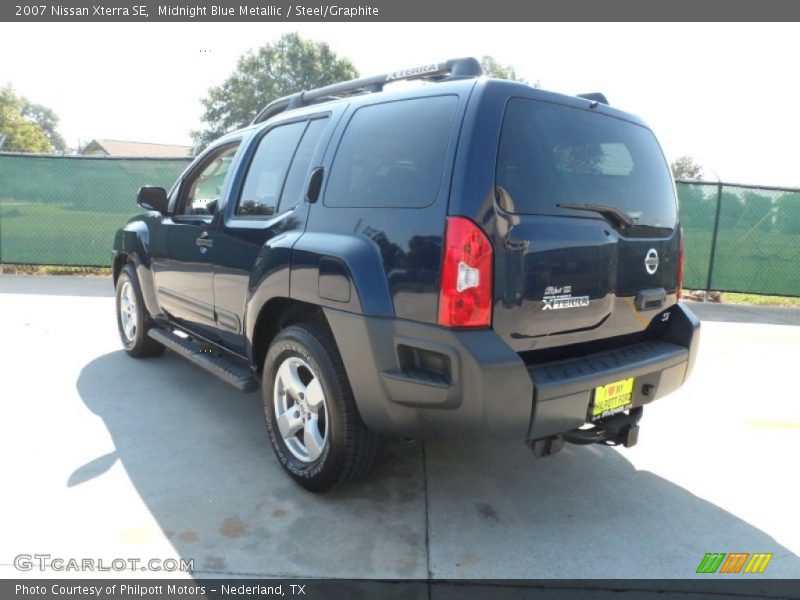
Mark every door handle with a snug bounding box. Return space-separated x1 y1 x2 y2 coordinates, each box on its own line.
196 237 214 249
305 167 324 203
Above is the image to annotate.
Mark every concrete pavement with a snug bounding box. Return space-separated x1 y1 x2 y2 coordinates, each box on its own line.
1 275 798 581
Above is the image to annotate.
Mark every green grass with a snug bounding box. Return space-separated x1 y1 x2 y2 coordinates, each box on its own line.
722 292 800 307
1 264 112 276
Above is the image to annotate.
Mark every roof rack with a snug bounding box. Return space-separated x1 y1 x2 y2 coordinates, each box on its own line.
251 57 483 125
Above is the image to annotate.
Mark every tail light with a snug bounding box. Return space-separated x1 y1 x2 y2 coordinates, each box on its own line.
677 235 684 300
438 216 493 327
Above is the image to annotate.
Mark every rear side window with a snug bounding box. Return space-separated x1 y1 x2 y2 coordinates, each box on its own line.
237 121 305 217
324 95 459 208
496 98 677 231
277 117 329 213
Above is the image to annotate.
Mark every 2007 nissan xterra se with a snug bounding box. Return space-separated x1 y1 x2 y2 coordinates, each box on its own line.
112 58 700 491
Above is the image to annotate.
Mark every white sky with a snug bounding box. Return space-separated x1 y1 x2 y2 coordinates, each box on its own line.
1 22 798 186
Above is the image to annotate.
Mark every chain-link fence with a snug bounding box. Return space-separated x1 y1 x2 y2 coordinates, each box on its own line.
0 153 190 266
1 153 799 296
677 180 800 296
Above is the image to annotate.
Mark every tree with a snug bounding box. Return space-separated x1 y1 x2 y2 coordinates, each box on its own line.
21 101 66 152
0 85 52 153
193 33 358 148
480 55 530 84
671 155 704 181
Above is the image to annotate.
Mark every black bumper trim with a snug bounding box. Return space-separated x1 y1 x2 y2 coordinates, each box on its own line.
323 308 533 438
323 302 700 441
530 339 689 401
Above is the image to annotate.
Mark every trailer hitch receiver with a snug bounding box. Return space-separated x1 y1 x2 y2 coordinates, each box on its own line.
563 407 644 448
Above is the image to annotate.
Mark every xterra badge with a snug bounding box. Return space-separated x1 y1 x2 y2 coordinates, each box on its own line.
542 285 589 310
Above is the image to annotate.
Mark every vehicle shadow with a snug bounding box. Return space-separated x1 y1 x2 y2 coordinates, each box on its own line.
75 349 428 579
75 350 800 580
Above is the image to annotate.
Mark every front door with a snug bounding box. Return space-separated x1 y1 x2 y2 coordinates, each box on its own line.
150 141 240 337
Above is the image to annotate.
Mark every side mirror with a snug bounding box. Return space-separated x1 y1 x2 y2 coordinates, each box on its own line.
305 167 324 204
137 186 169 213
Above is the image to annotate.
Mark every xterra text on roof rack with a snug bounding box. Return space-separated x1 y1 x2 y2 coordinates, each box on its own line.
113 57 700 491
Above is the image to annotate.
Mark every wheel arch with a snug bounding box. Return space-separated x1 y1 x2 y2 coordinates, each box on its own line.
245 229 394 371
113 220 159 317
112 251 128 284
251 297 333 375
289 231 395 318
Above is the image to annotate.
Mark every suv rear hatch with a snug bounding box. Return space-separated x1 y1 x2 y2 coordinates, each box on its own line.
490 97 680 353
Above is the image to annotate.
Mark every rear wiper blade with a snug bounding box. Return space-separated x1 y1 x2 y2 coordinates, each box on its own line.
557 203 634 228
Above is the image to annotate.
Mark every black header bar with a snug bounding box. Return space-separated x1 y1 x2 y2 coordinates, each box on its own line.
3 0 800 22
3 579 800 599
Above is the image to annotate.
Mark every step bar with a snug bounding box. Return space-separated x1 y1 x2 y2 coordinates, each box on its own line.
147 327 258 393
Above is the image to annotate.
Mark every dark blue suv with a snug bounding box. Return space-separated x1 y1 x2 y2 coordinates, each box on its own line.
113 58 700 491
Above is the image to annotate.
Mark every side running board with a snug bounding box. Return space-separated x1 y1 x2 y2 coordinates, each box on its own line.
147 327 258 393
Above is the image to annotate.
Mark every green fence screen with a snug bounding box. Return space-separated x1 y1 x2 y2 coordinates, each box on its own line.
1 153 799 296
0 153 190 266
677 181 800 296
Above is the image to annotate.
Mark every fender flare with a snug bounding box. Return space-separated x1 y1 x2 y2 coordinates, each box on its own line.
242 230 395 366
113 219 160 317
289 231 395 317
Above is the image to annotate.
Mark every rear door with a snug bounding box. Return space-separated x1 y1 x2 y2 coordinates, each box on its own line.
490 97 679 352
212 116 332 355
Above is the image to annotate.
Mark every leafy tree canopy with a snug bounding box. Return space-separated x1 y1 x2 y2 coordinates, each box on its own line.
193 33 358 148
0 85 56 153
480 55 530 84
21 101 67 151
671 155 704 181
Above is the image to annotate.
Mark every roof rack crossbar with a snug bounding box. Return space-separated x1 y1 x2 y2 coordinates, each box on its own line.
251 57 483 125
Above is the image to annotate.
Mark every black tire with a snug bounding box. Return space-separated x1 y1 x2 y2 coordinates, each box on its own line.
263 322 383 492
115 263 165 358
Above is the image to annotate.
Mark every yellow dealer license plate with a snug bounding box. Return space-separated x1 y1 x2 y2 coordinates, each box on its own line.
591 378 634 420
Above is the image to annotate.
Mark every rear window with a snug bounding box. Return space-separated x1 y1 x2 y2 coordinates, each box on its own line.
496 98 677 232
324 95 458 208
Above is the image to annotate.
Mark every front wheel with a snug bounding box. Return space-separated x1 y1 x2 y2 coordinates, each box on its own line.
115 264 165 358
263 323 383 492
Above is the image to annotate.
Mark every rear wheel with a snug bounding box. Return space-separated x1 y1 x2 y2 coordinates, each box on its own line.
115 264 165 358
263 322 383 492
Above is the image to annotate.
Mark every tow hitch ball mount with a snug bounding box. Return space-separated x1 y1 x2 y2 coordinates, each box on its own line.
528 407 644 458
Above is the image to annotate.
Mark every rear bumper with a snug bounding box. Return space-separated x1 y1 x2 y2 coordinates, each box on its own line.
527 338 688 440
324 302 700 440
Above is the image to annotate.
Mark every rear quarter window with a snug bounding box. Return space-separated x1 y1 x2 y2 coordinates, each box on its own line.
496 98 677 232
324 95 459 208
